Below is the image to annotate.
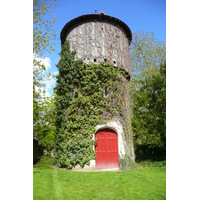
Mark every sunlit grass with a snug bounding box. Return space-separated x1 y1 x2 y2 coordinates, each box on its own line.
33 156 166 200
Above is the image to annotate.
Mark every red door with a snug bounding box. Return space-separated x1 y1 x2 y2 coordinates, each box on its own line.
95 129 119 169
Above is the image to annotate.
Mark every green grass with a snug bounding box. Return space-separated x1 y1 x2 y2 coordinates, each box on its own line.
33 156 166 200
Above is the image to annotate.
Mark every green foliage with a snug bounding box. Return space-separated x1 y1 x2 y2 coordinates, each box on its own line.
138 160 166 168
119 155 138 170
54 41 125 169
33 0 58 152
130 31 166 82
36 95 56 154
130 32 166 161
34 155 53 169
132 62 166 161
33 0 58 56
33 0 57 115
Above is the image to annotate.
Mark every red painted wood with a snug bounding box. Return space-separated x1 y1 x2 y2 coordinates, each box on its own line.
95 129 119 169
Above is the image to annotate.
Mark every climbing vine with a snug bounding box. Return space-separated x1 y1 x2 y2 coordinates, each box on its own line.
54 41 131 169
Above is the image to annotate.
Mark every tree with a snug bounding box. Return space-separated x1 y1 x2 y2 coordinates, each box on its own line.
33 0 57 147
37 94 56 155
33 0 57 56
130 31 166 82
130 32 166 161
132 62 166 161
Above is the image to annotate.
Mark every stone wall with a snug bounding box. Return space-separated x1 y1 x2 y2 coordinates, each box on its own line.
65 21 131 75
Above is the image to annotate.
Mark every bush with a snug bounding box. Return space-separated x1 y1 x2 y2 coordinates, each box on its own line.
138 160 166 168
119 155 138 170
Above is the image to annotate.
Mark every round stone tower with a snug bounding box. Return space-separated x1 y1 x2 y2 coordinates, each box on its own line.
61 12 135 169
61 12 132 77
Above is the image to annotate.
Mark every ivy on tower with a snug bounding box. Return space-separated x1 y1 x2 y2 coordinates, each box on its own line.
54 41 125 169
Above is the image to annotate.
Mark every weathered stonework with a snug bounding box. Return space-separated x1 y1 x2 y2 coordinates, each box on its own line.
65 21 131 75
61 14 132 76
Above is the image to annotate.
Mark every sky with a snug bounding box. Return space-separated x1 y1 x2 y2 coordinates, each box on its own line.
42 0 166 96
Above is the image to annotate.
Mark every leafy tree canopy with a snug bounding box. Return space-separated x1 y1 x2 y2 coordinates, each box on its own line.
130 31 166 82
130 32 166 161
132 62 166 161
33 0 58 150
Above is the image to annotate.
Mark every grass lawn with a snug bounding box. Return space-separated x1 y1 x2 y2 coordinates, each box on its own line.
33 156 166 200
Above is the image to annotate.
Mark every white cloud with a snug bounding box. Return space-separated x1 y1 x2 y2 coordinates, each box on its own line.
33 53 51 71
35 78 56 98
52 71 59 76
33 53 57 97
43 77 56 97
42 57 51 71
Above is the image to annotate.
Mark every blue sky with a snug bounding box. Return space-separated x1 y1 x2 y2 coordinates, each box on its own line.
44 0 166 96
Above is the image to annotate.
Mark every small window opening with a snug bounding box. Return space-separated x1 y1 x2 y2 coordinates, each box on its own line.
101 28 103 30
104 58 107 62
114 60 116 64
105 86 108 96
94 59 97 62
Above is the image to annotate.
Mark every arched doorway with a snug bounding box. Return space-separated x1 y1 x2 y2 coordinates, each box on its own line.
95 128 119 169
